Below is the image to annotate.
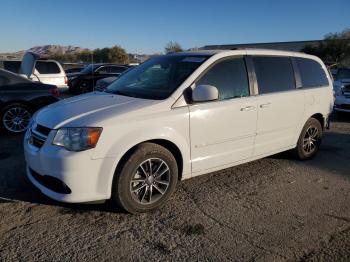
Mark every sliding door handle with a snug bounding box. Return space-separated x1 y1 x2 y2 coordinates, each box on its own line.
240 106 255 111
259 102 271 108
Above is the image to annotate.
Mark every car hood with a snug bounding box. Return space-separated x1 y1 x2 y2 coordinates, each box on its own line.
66 72 82 78
34 92 159 129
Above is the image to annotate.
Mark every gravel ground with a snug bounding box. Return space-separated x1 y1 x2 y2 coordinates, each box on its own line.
0 114 349 261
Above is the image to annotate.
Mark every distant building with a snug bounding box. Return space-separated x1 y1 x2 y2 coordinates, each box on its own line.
201 40 324 52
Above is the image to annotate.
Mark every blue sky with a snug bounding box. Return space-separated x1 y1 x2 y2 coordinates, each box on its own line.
1 0 349 54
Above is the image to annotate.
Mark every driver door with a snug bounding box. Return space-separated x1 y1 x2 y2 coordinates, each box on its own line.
189 57 258 174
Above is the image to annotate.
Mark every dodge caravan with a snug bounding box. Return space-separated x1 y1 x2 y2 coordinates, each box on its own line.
24 49 333 213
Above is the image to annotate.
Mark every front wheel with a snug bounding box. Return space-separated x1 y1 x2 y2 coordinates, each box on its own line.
112 143 178 213
0 103 32 134
294 118 323 160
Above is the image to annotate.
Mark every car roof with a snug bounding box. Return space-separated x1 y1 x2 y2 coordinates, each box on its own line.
170 48 316 58
91 63 129 67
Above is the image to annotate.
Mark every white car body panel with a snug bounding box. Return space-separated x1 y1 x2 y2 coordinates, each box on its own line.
190 96 257 173
24 49 334 203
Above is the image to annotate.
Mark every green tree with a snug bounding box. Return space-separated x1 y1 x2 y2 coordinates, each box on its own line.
302 28 350 67
164 41 183 53
77 50 93 63
108 45 129 64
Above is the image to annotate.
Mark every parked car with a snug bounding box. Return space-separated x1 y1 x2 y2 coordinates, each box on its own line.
18 52 68 91
24 49 333 213
0 69 59 134
333 68 350 113
68 63 130 94
65 67 85 74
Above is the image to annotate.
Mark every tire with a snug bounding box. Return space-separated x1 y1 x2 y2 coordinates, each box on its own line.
0 103 32 134
79 80 91 94
294 118 323 160
111 143 178 214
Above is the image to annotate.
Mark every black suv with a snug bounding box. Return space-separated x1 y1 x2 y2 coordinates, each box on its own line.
68 64 130 94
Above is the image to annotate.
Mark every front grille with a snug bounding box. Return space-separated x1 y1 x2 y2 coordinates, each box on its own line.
343 84 350 93
31 132 46 148
36 124 51 136
29 168 72 194
29 124 51 149
338 104 350 110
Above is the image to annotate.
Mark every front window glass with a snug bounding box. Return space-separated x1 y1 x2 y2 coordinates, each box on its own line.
106 55 209 100
196 57 250 100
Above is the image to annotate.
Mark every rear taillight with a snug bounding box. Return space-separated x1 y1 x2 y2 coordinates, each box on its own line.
50 87 60 97
64 76 68 85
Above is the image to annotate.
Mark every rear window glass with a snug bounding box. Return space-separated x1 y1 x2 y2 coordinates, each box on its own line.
253 56 295 94
35 61 61 74
3 61 21 74
295 58 328 88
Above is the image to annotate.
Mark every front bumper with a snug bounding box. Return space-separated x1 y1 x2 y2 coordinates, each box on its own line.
24 129 116 203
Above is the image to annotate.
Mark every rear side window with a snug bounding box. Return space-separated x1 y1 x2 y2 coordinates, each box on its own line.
253 56 295 94
35 61 61 74
295 58 328 88
196 57 250 100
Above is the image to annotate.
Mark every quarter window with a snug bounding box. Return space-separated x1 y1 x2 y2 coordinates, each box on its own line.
295 57 328 88
253 56 295 94
196 58 250 100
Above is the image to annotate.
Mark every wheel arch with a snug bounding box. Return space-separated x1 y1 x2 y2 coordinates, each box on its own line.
310 113 325 130
1 100 34 111
113 139 184 182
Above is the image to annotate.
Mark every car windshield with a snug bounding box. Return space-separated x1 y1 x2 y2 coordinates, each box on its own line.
337 68 350 80
80 64 99 74
105 54 209 100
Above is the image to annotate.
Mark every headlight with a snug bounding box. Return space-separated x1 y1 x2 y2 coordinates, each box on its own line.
53 127 102 151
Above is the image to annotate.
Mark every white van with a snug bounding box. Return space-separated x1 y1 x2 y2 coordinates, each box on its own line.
19 52 68 90
24 49 334 213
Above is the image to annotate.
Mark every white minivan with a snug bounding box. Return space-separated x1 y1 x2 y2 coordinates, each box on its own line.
24 49 333 213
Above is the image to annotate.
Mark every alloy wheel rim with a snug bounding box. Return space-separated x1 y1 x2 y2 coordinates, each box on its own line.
130 158 170 205
303 125 319 154
3 107 31 133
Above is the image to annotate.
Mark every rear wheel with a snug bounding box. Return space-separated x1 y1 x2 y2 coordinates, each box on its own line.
294 118 323 160
0 103 32 134
112 143 178 213
79 80 90 93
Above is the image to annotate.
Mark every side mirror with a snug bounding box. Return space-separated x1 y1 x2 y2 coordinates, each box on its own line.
192 85 219 102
